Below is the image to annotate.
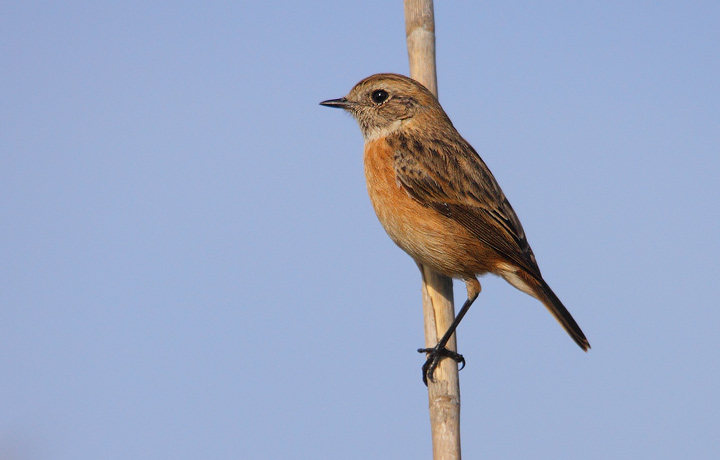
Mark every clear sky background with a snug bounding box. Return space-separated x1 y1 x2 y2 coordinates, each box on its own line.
1 1 719 459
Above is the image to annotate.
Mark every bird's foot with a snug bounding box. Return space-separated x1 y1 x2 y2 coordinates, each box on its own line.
417 345 465 386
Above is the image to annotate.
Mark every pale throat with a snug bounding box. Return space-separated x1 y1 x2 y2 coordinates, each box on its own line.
361 118 406 143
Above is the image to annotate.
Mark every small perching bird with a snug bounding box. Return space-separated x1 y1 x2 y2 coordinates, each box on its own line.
321 73 589 384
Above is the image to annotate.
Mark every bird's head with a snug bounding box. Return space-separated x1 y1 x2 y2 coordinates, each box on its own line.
320 73 447 142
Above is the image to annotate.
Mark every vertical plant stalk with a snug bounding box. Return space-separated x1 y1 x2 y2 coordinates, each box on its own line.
404 1 462 459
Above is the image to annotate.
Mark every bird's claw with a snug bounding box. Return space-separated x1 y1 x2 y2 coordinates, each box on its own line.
417 345 465 386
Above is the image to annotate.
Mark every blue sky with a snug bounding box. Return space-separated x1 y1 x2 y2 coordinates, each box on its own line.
1 1 719 459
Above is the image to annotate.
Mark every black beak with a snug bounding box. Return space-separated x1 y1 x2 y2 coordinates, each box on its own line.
319 97 352 109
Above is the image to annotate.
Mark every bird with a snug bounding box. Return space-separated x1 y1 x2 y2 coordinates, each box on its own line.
320 73 589 385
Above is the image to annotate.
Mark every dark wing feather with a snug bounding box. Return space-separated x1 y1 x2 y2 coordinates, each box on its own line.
390 132 542 278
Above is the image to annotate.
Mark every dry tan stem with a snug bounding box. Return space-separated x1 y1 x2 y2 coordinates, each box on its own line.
404 1 462 459
420 267 461 460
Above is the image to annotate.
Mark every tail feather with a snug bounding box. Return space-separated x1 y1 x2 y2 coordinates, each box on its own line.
534 276 590 351
500 267 590 351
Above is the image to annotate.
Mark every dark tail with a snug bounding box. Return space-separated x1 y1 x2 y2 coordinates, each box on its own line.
507 270 590 351
535 276 590 351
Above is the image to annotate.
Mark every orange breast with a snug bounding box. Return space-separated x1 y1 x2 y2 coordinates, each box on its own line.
363 138 495 279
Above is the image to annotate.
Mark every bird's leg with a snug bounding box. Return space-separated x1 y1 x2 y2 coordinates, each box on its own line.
418 278 480 385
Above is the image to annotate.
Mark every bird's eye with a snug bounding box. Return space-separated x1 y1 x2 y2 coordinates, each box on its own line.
371 89 389 104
